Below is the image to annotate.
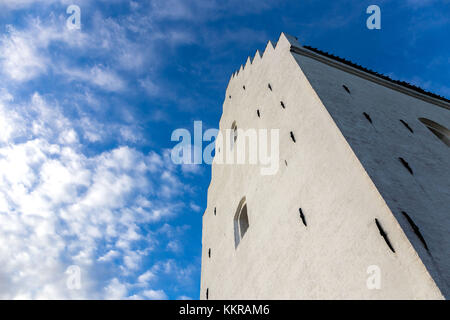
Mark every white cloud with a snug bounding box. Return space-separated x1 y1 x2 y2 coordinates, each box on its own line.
139 77 160 97
0 0 127 10
89 66 126 91
137 270 156 283
0 17 89 82
182 163 203 175
98 250 120 262
0 92 187 299
150 0 195 20
103 278 128 300
119 126 140 143
140 289 167 300
150 259 196 286
0 25 47 81
166 240 182 253
189 202 201 212
105 280 167 300
0 0 60 9
0 15 131 90
61 65 126 92
0 1 225 300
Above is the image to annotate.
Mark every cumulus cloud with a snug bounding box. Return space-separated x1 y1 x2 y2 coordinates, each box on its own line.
137 270 156 284
0 0 229 300
0 13 137 89
103 278 128 300
140 289 167 300
0 91 187 299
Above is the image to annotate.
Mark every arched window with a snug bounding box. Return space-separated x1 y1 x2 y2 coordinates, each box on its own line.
419 118 450 147
230 121 238 150
234 197 249 248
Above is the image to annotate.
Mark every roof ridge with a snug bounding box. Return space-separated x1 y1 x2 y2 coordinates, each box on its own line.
302 45 450 105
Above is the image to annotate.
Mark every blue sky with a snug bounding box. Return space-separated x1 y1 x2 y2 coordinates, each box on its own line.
0 0 448 299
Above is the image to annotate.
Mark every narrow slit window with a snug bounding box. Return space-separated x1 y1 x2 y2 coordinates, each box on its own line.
290 131 296 143
400 120 414 133
363 112 372 124
280 101 286 109
299 208 307 227
402 211 429 251
257 109 260 118
268 83 272 91
342 84 351 94
375 218 395 253
214 207 216 215
206 288 209 300
208 248 211 258
399 157 413 175
243 85 246 90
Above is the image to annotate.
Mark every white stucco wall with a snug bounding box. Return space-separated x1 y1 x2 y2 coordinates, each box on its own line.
293 46 450 298
200 33 447 299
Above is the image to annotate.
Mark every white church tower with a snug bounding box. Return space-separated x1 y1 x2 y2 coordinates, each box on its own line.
200 33 450 299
